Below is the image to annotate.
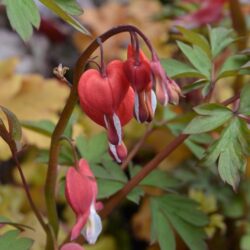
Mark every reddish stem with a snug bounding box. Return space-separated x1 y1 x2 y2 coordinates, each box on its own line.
100 133 188 218
99 93 241 218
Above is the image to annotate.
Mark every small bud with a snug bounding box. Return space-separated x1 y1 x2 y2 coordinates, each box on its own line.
53 63 69 79
168 79 182 105
109 142 127 163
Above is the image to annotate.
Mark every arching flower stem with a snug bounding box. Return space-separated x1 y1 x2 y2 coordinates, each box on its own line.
96 37 107 77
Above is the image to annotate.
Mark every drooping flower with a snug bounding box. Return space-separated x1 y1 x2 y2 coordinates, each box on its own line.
61 243 84 250
173 0 226 29
123 44 157 123
150 57 181 106
78 60 134 163
65 159 102 243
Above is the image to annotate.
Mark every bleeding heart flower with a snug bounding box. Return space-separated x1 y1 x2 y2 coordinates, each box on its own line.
65 159 102 243
124 45 157 123
173 0 226 29
61 243 84 250
78 60 134 163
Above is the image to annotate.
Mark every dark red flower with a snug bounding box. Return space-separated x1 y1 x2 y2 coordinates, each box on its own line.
124 45 157 123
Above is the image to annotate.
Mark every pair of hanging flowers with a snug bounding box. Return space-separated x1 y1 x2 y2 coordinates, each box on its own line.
63 26 181 249
78 32 181 163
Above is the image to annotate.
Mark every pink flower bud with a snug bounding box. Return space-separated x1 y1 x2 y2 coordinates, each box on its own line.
109 142 128 163
167 79 182 105
61 243 84 250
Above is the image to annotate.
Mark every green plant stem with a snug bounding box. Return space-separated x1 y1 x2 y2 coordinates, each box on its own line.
44 25 159 243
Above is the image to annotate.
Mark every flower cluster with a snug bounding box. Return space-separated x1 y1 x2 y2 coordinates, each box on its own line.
78 34 181 163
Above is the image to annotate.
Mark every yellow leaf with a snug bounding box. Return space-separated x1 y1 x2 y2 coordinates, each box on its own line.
0 58 69 159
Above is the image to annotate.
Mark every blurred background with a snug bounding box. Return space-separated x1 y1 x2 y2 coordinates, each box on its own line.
0 0 250 249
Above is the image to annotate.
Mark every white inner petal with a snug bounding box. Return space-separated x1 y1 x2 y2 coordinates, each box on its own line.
112 113 122 144
109 143 121 163
81 202 102 244
134 92 140 122
104 115 108 128
161 81 169 106
151 90 157 115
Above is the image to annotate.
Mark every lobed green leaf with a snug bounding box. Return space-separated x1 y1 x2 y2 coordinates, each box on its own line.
39 0 90 35
0 230 33 250
209 27 235 58
150 195 208 250
177 41 211 79
21 120 55 137
3 0 40 41
239 83 250 115
161 59 206 78
177 26 211 58
184 104 233 134
218 55 249 79
54 0 83 16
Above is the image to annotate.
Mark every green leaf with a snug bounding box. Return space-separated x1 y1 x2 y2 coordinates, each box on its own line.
218 55 249 79
127 187 144 204
91 161 127 183
76 133 108 163
0 106 22 142
222 197 244 218
150 195 208 250
186 133 213 159
167 214 207 250
161 59 205 78
54 0 83 15
184 104 233 134
185 140 205 159
239 83 250 115
151 209 176 250
97 179 124 199
3 0 40 41
64 112 78 138
129 165 179 190
193 103 231 115
177 41 211 79
177 26 211 58
0 216 33 231
209 27 235 58
0 230 33 250
21 120 55 137
182 79 209 94
205 118 249 189
241 234 250 250
39 0 90 35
